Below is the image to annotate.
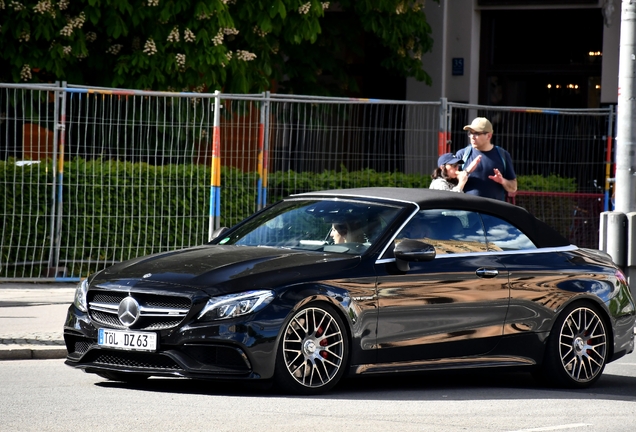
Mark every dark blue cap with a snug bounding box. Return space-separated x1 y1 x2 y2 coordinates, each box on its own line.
437 153 464 167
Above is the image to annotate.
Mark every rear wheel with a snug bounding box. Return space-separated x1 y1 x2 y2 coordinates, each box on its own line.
539 302 608 389
274 303 348 395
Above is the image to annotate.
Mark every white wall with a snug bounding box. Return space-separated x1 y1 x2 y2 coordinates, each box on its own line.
446 0 479 103
406 0 446 101
406 0 478 103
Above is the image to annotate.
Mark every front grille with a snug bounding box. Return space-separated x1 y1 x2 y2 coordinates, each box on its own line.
74 341 92 355
144 320 184 330
87 290 192 330
93 293 124 304
91 310 122 327
92 351 184 371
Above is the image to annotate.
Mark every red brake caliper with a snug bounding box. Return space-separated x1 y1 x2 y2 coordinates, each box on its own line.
317 326 329 358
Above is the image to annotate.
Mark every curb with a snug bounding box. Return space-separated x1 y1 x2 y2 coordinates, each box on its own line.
0 345 67 360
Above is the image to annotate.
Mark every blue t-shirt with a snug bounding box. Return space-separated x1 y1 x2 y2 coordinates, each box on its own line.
456 145 516 201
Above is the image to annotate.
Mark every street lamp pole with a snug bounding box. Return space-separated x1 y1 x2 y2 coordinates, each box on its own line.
615 0 636 214
602 0 636 293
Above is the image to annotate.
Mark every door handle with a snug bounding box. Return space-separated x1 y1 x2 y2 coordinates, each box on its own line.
475 268 499 278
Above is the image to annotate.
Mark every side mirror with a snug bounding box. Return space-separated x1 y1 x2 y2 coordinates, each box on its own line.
210 227 229 241
394 239 436 271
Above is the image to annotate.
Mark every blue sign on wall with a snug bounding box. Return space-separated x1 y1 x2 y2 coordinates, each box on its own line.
452 58 464 76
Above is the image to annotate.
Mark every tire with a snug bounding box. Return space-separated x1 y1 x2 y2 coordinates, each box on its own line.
539 302 608 389
274 303 349 395
95 371 149 383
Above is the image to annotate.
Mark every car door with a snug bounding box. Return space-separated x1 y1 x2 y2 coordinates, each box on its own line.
479 212 569 336
375 209 510 363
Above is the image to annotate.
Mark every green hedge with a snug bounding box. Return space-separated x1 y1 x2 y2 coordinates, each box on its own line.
267 167 434 202
0 158 257 277
267 169 577 201
517 174 577 193
1 158 579 278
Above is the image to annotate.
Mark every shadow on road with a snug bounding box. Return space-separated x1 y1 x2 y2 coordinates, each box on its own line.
93 368 636 402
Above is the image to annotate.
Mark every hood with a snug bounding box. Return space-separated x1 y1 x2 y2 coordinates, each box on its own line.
93 245 360 294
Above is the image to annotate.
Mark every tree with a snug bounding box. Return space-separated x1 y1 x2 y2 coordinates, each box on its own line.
0 0 436 95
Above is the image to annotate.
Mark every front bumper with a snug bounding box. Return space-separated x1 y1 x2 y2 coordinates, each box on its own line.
63 305 281 380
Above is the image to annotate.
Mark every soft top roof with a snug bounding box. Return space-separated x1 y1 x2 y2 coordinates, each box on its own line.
294 187 570 248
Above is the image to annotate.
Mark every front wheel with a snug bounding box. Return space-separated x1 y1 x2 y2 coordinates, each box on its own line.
274 303 348 395
539 302 608 389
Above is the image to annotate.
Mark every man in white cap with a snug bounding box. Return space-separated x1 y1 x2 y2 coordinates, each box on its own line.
456 117 517 201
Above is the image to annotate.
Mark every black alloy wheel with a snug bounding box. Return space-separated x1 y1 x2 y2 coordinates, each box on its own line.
275 303 348 395
540 302 608 388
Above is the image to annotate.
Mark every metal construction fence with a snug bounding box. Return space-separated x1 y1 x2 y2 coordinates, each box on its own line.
0 82 614 281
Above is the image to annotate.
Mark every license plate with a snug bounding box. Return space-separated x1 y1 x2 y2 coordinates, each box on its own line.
98 328 157 352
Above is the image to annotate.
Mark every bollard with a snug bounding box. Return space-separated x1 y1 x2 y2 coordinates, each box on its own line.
599 211 609 251
606 211 627 267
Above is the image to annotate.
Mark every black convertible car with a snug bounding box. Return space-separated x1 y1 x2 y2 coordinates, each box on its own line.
64 188 635 394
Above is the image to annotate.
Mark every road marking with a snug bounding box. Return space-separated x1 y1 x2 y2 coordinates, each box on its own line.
506 424 592 432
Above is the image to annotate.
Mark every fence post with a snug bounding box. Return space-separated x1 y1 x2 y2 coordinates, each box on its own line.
54 82 67 278
46 81 67 279
603 105 615 212
257 92 270 210
438 97 449 156
263 92 271 207
209 90 222 239
45 82 60 276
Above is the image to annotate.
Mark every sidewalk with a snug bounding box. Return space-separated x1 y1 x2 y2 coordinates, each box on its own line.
0 283 76 360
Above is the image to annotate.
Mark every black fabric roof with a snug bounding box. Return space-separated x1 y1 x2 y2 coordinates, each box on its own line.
295 187 570 248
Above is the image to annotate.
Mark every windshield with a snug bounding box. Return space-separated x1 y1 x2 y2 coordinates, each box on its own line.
216 199 403 255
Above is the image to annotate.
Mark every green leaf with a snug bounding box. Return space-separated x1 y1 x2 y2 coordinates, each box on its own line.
259 15 273 32
278 0 287 19
263 62 272 76
88 7 101 25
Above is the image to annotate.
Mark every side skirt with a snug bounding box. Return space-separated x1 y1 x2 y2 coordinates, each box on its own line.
352 355 536 375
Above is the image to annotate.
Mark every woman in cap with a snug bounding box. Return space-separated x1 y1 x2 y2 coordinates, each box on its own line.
429 153 469 192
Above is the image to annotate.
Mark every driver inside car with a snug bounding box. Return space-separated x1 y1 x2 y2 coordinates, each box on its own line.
330 220 365 244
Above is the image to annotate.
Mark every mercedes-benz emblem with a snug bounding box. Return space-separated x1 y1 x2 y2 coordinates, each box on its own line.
118 296 140 327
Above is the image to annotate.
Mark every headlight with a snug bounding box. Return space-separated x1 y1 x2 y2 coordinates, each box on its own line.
74 279 89 312
198 290 274 321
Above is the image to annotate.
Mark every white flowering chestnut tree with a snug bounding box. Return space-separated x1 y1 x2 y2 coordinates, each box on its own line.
0 0 437 95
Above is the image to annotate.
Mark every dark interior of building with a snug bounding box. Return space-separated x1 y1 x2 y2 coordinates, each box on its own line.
479 8 604 108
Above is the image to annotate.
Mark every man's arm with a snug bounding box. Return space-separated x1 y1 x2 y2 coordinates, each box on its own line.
488 169 517 193
502 177 517 193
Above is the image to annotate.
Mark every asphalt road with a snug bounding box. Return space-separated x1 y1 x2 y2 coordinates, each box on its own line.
1 353 636 432
2 284 635 431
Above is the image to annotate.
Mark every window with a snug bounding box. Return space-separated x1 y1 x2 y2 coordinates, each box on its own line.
397 210 488 255
221 199 402 255
481 214 536 251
